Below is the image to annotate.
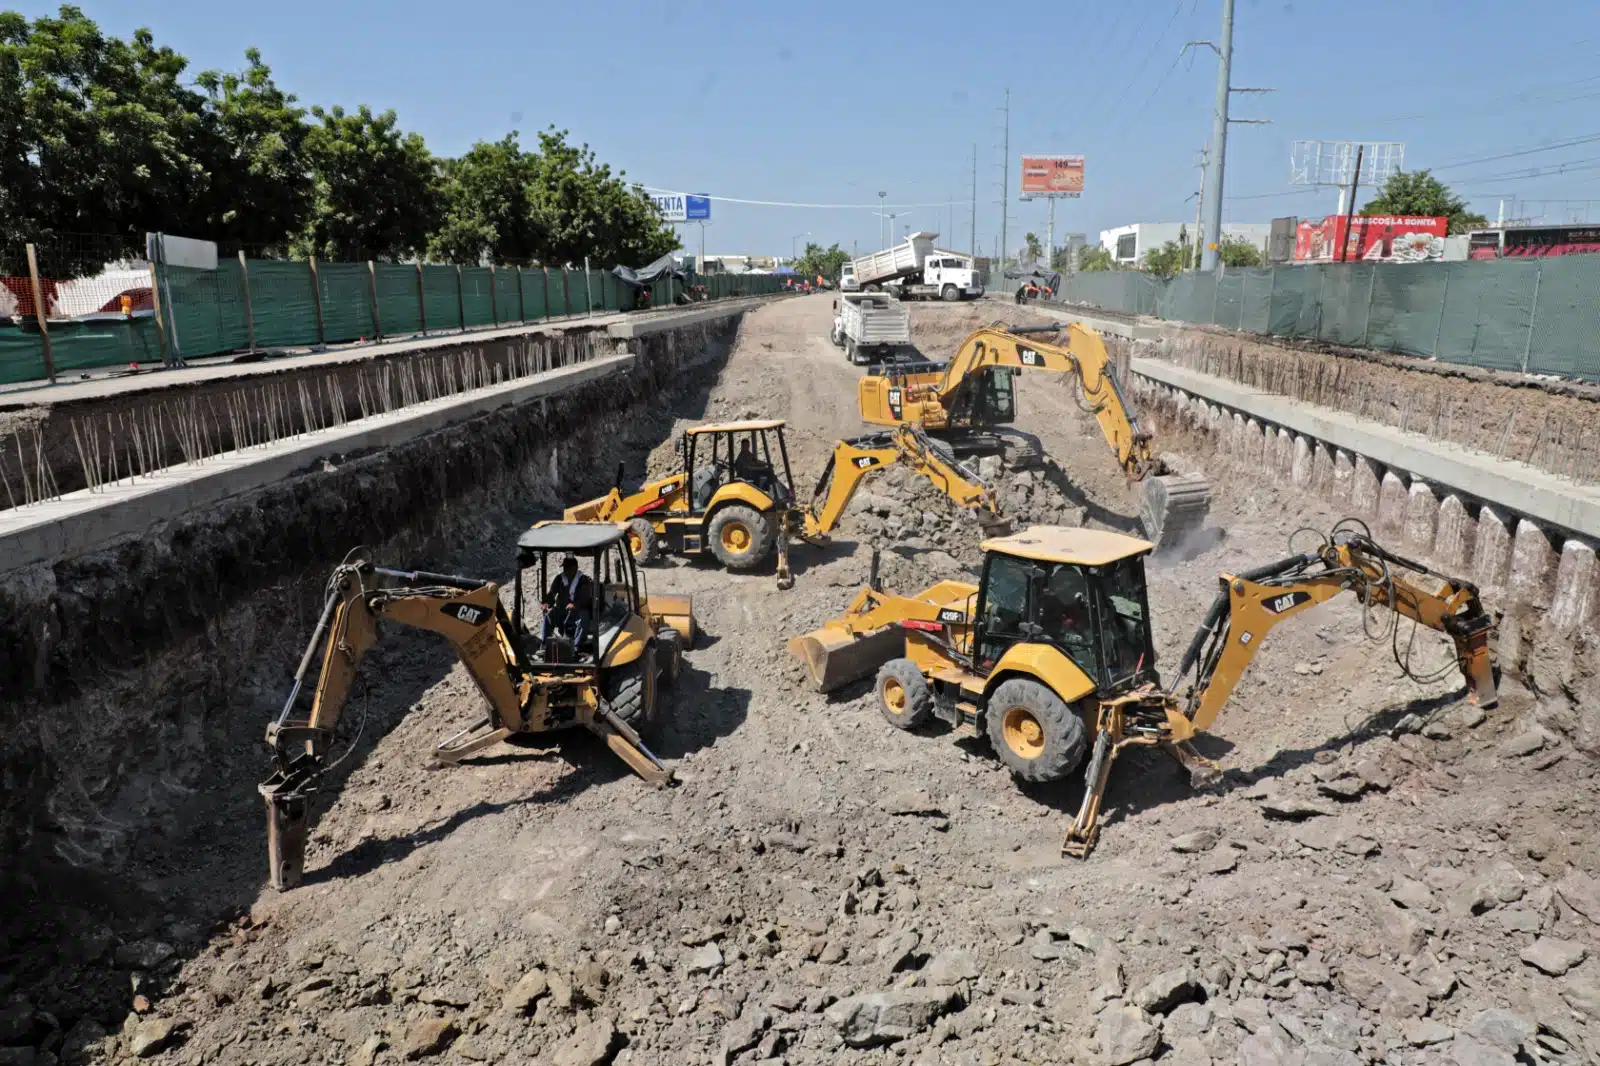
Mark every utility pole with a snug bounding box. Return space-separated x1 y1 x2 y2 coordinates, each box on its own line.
970 143 979 256
1192 145 1209 269
1200 0 1234 270
996 89 1011 271
1195 0 1272 270
1046 199 1055 272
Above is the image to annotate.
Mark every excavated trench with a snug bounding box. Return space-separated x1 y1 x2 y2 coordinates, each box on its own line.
0 313 746 1038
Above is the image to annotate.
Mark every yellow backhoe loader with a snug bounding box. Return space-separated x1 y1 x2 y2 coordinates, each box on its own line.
856 323 1211 549
789 520 1497 857
259 521 694 890
565 419 1006 588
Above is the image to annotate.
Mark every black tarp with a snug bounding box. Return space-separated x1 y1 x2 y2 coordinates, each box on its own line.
612 253 688 289
1004 266 1061 293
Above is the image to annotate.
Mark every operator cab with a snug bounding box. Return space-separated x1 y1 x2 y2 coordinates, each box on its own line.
973 526 1158 692
946 366 1018 428
681 419 797 509
514 521 643 667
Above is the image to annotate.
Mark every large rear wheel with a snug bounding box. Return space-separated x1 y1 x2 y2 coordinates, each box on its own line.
707 504 773 570
602 648 650 728
985 679 1087 783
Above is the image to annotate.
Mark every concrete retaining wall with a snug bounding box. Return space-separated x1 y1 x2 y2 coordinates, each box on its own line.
1123 353 1600 746
0 304 749 857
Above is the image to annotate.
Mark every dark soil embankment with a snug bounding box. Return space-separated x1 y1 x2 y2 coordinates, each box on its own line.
0 313 741 1046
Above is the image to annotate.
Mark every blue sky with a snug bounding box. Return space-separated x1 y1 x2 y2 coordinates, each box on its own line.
54 0 1600 259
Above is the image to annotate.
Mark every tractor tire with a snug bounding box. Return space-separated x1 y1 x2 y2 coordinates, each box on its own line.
626 517 662 564
657 626 683 683
875 658 932 730
984 678 1088 784
602 647 654 729
707 504 773 570
941 284 960 302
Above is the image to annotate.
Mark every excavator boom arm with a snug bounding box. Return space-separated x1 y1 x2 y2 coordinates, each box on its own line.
800 427 1003 539
1172 535 1498 734
928 325 1155 476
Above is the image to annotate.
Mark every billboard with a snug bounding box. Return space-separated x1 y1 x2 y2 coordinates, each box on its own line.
1019 155 1084 199
650 193 711 222
1294 215 1447 263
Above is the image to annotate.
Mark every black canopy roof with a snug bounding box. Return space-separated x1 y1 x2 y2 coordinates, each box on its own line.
517 522 626 554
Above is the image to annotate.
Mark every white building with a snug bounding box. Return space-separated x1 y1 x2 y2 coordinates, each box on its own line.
1099 223 1274 266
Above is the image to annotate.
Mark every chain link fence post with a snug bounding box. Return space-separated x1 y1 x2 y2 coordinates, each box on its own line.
1521 259 1543 373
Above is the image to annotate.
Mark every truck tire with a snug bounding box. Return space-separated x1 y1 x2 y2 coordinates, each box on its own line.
941 284 960 302
845 339 860 364
830 325 844 348
984 678 1088 784
852 344 872 367
876 659 932 730
626 517 661 564
707 504 773 570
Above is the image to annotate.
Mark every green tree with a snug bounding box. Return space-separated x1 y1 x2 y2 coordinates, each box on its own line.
1023 232 1043 263
1141 240 1187 279
0 6 215 272
429 133 542 265
1217 235 1262 267
1078 245 1116 272
527 127 677 266
1361 170 1487 235
191 49 310 255
297 104 439 261
794 241 849 282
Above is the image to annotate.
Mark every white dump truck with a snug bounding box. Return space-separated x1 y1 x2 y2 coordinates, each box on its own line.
849 232 983 302
831 292 912 365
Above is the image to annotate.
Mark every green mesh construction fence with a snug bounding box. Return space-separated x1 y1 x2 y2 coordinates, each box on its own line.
1055 256 1600 382
0 257 789 386
374 264 423 337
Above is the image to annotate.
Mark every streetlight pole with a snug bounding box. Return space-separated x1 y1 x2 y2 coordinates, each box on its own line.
878 191 887 248
791 232 810 261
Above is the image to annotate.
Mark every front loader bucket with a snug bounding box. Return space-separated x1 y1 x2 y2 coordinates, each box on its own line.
788 624 906 694
1139 473 1212 551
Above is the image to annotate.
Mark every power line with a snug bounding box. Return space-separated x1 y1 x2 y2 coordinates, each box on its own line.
1432 133 1600 172
1102 1 1191 123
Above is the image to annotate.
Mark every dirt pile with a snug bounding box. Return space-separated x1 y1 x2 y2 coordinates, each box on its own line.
10 295 1597 1066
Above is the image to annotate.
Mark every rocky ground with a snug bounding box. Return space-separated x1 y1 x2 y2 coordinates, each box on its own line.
8 294 1599 1066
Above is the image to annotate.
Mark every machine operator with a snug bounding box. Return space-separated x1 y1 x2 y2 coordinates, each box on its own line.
541 553 594 651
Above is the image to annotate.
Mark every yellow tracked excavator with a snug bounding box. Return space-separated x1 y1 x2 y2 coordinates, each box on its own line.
789 520 1497 856
259 521 694 890
857 323 1211 549
565 420 1007 588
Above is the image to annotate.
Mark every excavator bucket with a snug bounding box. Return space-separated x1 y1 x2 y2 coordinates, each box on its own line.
1138 473 1212 551
788 622 906 694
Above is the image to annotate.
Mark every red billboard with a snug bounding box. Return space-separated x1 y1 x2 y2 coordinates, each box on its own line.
1294 215 1448 263
1020 155 1084 198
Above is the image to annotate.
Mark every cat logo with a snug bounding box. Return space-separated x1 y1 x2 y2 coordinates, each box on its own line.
853 456 879 469
887 387 903 418
1018 347 1043 367
442 603 489 626
1264 591 1311 615
937 607 965 624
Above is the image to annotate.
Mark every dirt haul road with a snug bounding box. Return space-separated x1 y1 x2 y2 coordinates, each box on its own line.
70 294 1600 1066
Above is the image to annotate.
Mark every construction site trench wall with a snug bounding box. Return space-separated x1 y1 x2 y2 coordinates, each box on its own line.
0 301 755 867
1101 322 1600 747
